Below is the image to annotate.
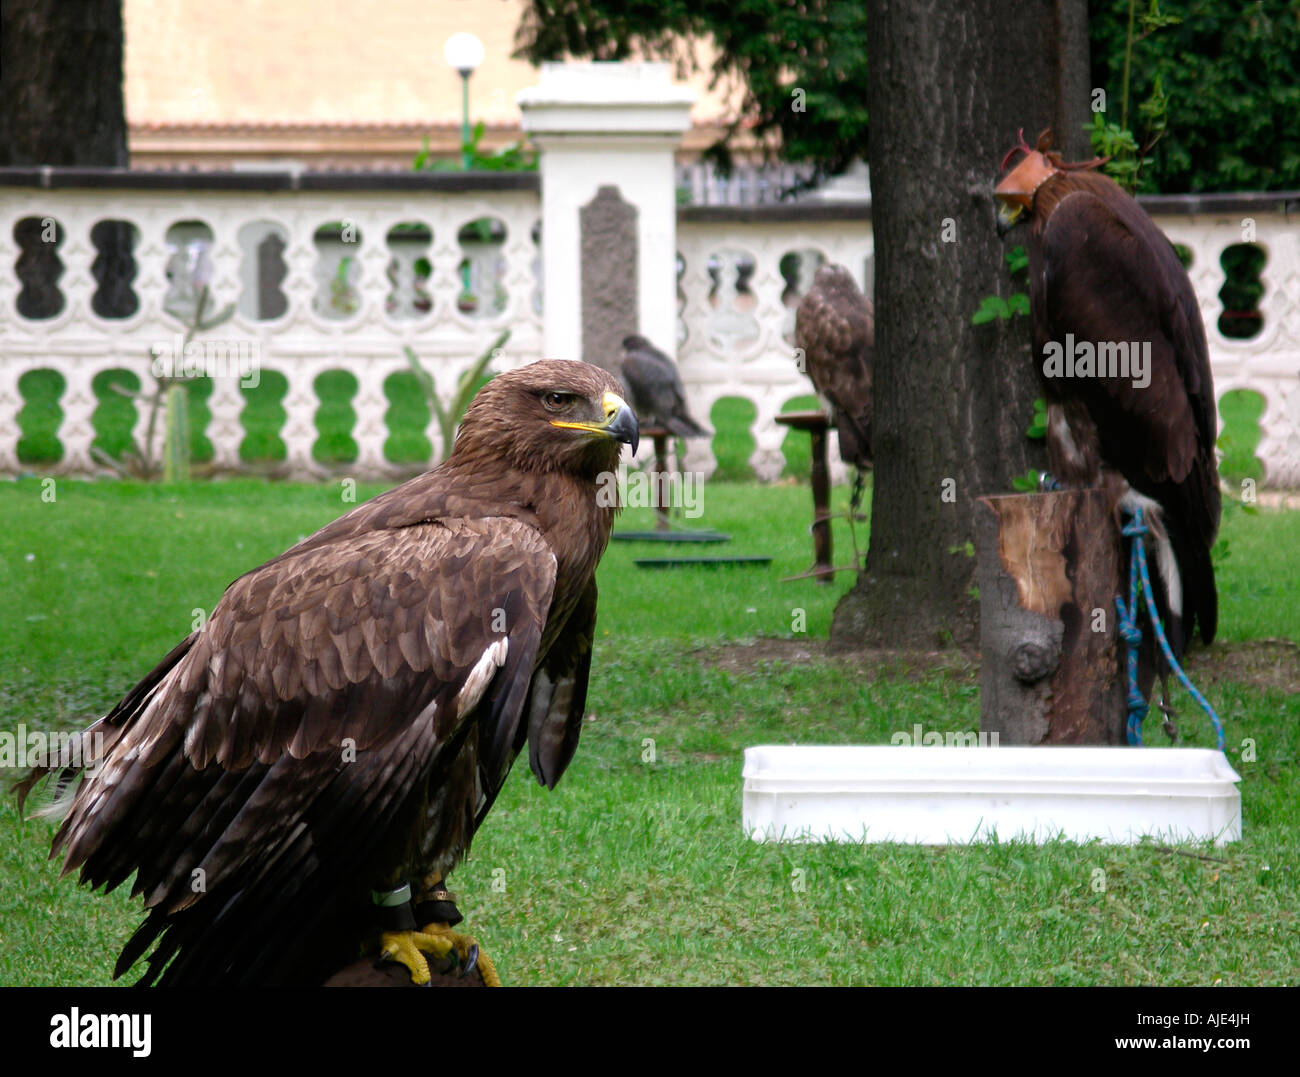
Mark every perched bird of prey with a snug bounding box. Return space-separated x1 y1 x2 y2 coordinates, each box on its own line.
18 360 638 986
794 264 874 470
619 335 709 438
994 129 1220 658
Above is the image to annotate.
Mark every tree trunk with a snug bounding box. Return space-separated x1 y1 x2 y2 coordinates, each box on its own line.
0 0 128 166
973 490 1128 744
832 0 1091 650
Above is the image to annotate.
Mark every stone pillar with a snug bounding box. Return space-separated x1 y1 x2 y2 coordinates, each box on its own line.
518 63 695 371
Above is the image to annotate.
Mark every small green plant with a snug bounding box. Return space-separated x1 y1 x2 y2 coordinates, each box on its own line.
1027 397 1047 440
405 329 509 461
972 246 1030 325
93 285 234 480
1010 469 1042 493
1085 0 1180 194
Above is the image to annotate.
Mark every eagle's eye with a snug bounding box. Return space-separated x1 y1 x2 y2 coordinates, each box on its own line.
541 391 578 411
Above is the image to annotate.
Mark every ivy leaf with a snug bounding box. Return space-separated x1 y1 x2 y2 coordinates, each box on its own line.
1005 246 1029 275
1007 293 1030 317
1011 469 1041 493
972 295 1010 325
1027 397 1047 440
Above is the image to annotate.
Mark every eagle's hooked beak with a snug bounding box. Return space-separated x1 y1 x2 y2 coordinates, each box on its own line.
552 391 640 454
995 201 1025 236
993 149 1057 235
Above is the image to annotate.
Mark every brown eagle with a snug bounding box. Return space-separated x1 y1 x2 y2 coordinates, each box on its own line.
18 360 638 986
994 129 1220 658
794 264 874 470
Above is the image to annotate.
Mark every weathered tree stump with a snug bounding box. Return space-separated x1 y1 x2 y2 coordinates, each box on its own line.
323 951 489 987
973 489 1136 744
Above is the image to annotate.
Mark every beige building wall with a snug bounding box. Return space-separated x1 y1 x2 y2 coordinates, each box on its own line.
124 0 748 168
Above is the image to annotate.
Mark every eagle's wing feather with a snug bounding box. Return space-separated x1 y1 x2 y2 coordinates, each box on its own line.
525 576 597 791
1040 188 1220 644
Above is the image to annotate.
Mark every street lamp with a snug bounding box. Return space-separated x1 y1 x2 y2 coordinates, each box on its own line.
444 32 484 170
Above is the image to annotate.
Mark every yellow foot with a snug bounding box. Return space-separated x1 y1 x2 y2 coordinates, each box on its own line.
379 923 501 986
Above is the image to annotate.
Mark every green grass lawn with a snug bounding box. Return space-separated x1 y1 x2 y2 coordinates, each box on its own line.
1 478 1296 986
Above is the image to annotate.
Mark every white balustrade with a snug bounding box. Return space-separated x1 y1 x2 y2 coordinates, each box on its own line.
0 177 543 479
1 174 1296 486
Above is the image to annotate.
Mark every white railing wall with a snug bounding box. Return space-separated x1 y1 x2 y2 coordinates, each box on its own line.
1150 199 1300 488
676 206 873 482
2 173 1297 486
0 173 542 478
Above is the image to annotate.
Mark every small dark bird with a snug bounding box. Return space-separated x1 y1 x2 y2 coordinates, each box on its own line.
994 128 1220 659
18 360 638 986
794 264 874 469
619 334 709 438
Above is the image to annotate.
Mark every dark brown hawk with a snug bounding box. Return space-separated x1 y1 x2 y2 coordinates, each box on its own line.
794 264 875 470
995 129 1220 658
18 360 638 986
619 334 709 438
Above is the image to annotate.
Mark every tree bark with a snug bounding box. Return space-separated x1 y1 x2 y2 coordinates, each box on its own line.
832 0 1091 650
2 0 131 318
973 490 1127 744
0 0 128 166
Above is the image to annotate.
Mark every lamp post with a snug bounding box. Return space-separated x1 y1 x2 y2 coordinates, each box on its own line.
443 32 484 170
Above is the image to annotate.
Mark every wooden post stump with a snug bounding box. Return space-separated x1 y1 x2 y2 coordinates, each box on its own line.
775 411 834 582
973 489 1136 745
642 426 673 531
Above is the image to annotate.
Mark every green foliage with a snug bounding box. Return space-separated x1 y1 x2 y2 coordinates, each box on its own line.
405 330 507 461
514 0 867 183
1218 244 1266 340
973 247 1030 325
1026 397 1047 440
1084 2 1179 194
1085 109 1143 191
1089 0 1300 192
414 121 538 172
1010 469 1042 493
519 1 1296 193
971 294 1029 325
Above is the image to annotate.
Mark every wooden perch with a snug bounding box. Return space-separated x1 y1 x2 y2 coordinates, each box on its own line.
973 489 1142 745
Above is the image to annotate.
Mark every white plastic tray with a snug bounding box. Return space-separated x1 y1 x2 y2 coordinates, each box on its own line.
742 745 1242 846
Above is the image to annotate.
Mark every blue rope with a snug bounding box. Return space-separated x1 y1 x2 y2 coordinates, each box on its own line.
1115 504 1225 751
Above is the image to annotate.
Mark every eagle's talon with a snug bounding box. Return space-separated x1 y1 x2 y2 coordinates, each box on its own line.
380 923 498 984
460 942 479 978
379 930 436 986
